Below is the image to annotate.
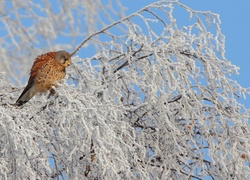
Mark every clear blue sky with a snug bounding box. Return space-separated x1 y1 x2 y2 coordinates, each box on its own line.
122 0 250 109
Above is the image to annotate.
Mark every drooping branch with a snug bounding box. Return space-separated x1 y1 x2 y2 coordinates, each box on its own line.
70 0 178 56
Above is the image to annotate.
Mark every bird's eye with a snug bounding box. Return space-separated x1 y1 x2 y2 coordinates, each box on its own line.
63 57 68 63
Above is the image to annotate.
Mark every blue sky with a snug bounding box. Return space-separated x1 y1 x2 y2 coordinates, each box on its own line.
121 0 250 109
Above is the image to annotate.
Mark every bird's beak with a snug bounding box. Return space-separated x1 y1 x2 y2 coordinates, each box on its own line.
66 60 71 67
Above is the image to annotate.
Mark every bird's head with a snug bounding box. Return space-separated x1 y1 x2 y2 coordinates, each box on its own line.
55 50 71 67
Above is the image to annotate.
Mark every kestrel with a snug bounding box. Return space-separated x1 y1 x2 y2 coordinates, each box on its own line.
15 50 71 106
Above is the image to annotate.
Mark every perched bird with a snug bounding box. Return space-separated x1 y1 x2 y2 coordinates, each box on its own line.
15 50 71 106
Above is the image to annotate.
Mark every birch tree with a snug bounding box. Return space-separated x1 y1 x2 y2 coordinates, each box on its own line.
0 0 249 179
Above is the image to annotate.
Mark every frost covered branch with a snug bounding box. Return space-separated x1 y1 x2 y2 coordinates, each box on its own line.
0 0 250 179
0 0 126 84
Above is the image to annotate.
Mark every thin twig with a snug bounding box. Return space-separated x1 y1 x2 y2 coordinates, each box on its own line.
70 1 172 56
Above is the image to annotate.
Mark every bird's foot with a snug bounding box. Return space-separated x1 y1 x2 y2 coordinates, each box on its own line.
48 88 56 99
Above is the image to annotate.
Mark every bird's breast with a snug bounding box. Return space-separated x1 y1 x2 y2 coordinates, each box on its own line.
35 62 66 92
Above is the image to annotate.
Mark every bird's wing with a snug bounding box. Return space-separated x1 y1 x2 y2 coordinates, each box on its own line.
28 52 56 83
15 79 36 106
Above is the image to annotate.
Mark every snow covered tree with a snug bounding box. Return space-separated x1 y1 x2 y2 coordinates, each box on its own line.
0 0 249 179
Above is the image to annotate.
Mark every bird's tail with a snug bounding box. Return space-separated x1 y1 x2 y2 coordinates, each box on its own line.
15 81 37 106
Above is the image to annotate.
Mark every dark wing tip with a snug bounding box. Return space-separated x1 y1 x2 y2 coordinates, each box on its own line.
15 80 35 107
14 100 28 107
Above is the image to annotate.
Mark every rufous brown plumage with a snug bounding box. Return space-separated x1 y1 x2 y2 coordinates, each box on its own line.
15 50 71 106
